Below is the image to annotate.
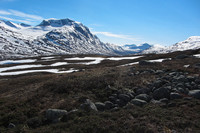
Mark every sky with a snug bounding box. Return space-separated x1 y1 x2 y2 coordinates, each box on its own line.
0 0 199 46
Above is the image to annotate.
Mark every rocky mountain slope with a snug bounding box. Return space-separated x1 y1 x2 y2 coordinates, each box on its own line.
143 36 200 54
0 19 125 59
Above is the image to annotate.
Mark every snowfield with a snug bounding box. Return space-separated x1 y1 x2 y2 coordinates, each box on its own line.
0 55 144 75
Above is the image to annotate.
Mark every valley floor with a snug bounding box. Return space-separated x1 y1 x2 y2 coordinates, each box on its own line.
0 49 200 133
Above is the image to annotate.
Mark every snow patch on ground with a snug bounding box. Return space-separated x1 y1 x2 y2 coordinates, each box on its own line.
119 62 139 67
65 56 143 65
148 58 171 62
0 59 37 65
193 54 200 58
50 62 68 66
106 56 143 61
0 68 78 76
0 64 45 73
41 56 56 60
184 65 190 68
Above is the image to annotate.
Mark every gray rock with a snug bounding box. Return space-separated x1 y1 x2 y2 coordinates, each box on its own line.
195 79 200 84
108 96 117 103
153 80 164 88
173 75 187 82
187 76 196 82
155 70 164 74
135 94 151 102
95 102 105 111
130 99 147 107
116 99 127 107
159 98 169 104
176 87 189 95
8 123 15 128
46 109 68 123
169 72 178 76
61 109 78 122
188 90 200 99
170 93 183 100
151 99 162 104
126 93 134 99
175 83 185 88
194 63 200 68
104 101 114 109
135 88 151 95
153 87 170 100
175 54 189 59
139 60 155 65
118 94 131 102
168 102 176 107
80 99 98 112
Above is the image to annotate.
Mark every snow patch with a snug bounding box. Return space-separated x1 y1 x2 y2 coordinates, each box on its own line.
184 65 190 68
193 54 200 58
50 62 68 66
0 68 78 76
0 64 45 73
0 59 37 65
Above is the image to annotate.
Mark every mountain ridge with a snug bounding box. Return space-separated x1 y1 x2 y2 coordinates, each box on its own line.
0 18 125 59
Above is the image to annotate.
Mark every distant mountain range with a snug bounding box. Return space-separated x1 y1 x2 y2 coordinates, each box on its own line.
143 36 200 54
0 18 200 59
122 43 152 53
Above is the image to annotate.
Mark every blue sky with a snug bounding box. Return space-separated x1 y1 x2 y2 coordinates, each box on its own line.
0 0 199 46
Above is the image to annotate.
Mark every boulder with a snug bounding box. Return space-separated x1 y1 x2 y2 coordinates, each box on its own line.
61 109 79 122
176 87 189 95
152 80 164 89
170 92 183 100
95 102 105 111
159 98 169 104
118 94 131 102
108 96 117 103
104 101 114 109
8 123 15 128
153 87 170 100
188 90 200 99
155 70 164 75
135 94 151 102
46 109 68 123
194 63 200 68
135 88 151 95
116 99 127 107
80 99 98 112
175 54 189 59
130 99 147 107
173 75 187 82
139 60 155 65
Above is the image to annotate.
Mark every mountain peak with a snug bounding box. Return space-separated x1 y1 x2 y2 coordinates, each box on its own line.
187 36 200 41
38 18 81 27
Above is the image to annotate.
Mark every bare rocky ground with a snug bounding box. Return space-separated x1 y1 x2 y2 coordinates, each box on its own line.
0 49 200 133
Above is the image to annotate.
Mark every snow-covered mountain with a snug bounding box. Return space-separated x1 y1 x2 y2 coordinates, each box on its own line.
0 18 125 59
143 36 200 54
122 43 152 53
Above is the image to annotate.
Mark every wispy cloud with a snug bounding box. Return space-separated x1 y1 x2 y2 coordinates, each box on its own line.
0 10 11 15
0 16 33 24
0 0 16 2
0 9 43 24
92 31 140 41
9 10 43 20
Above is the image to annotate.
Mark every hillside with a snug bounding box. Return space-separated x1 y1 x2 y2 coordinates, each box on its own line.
0 48 200 132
